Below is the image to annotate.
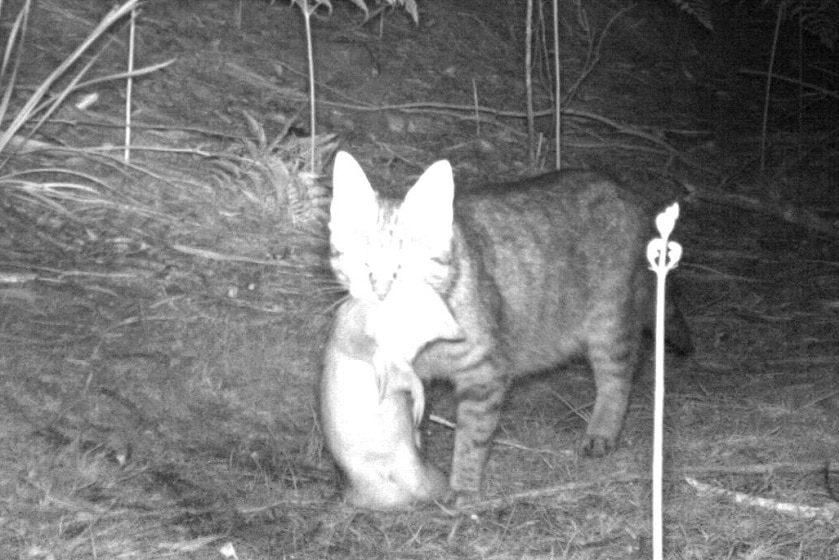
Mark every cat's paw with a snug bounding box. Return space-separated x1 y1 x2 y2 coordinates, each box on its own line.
452 490 481 508
578 435 618 458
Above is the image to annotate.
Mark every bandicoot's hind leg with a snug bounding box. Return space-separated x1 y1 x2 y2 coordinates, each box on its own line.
449 361 508 501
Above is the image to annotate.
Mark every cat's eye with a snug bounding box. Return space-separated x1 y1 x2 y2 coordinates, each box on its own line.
364 263 400 289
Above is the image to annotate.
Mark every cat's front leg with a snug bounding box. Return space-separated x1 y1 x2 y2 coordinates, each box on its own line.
449 361 508 503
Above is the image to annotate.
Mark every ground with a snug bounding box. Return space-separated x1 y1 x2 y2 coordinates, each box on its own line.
0 0 837 558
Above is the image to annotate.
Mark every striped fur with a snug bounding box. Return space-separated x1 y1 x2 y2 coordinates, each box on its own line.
329 151 691 503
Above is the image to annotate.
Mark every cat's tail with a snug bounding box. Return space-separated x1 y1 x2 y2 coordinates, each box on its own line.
665 298 694 356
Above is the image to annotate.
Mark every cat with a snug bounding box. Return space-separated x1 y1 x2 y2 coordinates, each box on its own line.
328 151 692 503
320 280 462 509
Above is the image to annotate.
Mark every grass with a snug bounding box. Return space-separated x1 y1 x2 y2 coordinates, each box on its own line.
0 0 837 558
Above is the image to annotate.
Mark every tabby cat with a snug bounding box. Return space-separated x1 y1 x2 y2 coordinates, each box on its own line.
328 151 691 502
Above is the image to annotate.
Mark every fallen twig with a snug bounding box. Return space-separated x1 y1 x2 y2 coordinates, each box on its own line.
446 461 839 514
686 476 837 521
454 474 644 514
680 461 839 476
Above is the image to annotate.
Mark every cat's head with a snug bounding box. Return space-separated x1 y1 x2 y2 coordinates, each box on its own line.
329 151 455 302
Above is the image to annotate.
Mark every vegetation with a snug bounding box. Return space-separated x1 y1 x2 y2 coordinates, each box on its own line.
0 0 836 558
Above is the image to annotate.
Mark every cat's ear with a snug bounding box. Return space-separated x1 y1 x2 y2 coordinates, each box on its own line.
402 160 454 249
330 151 378 236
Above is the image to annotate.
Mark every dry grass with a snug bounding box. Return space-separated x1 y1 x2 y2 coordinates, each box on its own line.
1 0 837 558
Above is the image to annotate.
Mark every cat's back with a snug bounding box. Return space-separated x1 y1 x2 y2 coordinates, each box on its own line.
453 169 652 267
431 168 657 375
457 169 649 231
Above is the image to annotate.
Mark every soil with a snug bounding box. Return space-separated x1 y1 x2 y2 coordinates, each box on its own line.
1 0 837 558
